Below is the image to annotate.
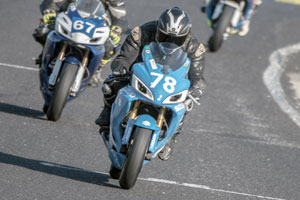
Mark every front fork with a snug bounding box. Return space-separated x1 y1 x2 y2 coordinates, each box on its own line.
70 50 90 96
48 43 67 87
128 100 166 129
47 42 90 95
128 101 166 160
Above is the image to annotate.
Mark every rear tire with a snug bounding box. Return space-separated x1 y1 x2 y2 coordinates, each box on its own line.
119 127 152 189
208 6 235 52
47 63 78 121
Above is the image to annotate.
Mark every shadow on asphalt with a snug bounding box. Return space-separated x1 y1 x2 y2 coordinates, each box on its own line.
0 102 46 120
0 152 119 189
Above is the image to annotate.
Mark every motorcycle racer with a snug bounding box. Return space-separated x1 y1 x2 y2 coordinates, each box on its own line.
203 0 262 36
95 7 206 165
33 0 128 86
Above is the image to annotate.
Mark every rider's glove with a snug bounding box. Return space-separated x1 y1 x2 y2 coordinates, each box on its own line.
43 9 57 24
112 66 128 77
189 86 203 100
110 25 122 45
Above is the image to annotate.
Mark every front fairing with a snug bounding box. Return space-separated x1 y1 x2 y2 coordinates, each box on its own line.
132 43 191 105
55 3 110 45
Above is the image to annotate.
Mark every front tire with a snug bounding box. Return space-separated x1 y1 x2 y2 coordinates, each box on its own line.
119 127 152 189
208 6 235 52
47 63 78 121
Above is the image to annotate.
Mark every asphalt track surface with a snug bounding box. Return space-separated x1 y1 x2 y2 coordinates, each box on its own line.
1 1 300 200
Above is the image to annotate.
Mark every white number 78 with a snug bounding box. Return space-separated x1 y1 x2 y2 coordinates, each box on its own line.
150 72 176 93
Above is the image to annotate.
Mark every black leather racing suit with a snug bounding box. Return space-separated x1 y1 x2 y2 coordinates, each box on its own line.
97 21 206 127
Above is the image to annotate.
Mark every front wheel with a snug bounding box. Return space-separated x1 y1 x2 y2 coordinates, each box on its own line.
47 63 78 121
119 127 152 189
208 6 235 52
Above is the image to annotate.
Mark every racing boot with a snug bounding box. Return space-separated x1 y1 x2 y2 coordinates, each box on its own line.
158 136 176 161
109 164 121 179
95 105 111 127
88 58 111 87
239 21 250 36
158 119 184 161
42 104 48 114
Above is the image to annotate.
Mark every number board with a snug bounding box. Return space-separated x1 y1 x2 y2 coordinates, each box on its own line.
71 17 98 38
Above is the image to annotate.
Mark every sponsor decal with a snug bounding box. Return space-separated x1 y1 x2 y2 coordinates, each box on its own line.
142 121 151 126
184 60 190 67
150 134 157 148
149 59 158 70
157 94 163 101
175 103 185 112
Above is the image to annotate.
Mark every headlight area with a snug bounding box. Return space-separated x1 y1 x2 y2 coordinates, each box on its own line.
162 90 188 104
131 74 154 101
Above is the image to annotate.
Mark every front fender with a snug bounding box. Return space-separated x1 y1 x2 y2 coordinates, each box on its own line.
122 114 160 147
64 56 81 65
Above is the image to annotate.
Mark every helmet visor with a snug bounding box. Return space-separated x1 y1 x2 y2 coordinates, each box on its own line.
156 29 187 47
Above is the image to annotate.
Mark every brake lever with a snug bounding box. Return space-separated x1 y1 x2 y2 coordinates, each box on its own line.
187 93 201 106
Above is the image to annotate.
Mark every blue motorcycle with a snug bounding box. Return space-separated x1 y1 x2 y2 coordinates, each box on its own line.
203 0 252 51
40 0 113 121
101 42 200 189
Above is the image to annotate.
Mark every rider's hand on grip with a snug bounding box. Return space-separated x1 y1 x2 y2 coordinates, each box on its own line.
112 67 128 77
43 9 56 24
188 86 202 106
189 87 203 99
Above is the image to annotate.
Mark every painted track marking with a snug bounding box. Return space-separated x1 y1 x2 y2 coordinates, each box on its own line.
0 62 39 71
39 162 285 200
263 43 300 128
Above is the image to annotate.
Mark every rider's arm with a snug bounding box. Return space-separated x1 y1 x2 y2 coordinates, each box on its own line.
110 26 142 73
186 36 207 93
39 0 73 15
103 0 127 20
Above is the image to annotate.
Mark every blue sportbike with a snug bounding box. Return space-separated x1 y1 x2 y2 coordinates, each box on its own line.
101 42 200 189
40 0 112 121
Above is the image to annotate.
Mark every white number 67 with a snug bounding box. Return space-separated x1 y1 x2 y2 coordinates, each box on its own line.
73 20 95 34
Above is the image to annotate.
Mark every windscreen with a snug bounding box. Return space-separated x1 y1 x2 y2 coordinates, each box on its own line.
76 0 105 18
150 42 187 74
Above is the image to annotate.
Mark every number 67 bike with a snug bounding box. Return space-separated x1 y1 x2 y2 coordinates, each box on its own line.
39 0 114 121
100 42 200 189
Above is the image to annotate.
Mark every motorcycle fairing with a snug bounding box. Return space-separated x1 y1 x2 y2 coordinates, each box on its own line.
55 5 110 45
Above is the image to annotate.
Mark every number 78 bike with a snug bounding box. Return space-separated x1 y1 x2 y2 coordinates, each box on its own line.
101 42 200 189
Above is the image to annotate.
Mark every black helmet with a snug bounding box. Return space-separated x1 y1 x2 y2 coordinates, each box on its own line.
156 7 191 46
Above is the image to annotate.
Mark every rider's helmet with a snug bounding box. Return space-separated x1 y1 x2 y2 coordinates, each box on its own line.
156 7 192 47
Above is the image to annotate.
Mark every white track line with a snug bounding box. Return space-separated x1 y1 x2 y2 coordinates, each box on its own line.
0 62 39 71
0 62 107 82
139 177 285 200
39 162 285 200
263 43 300 128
